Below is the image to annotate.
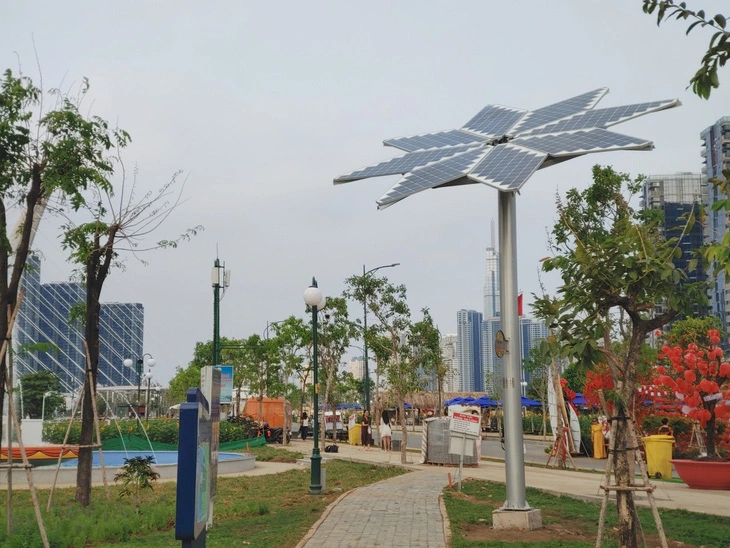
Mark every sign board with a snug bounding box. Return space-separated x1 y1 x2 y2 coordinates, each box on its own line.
495 330 506 358
200 367 221 501
450 411 481 438
216 366 234 404
175 388 212 546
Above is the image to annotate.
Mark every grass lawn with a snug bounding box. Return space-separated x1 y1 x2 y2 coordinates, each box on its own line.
0 447 405 547
443 479 730 548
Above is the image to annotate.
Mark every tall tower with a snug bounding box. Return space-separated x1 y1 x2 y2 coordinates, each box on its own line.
702 117 730 340
457 309 484 391
483 219 500 320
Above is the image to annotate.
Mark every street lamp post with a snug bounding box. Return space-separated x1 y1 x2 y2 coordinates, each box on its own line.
304 277 326 495
145 370 154 421
41 391 54 422
124 354 156 416
361 263 399 416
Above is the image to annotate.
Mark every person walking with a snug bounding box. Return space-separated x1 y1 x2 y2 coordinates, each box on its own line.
300 412 309 441
361 410 371 449
380 410 392 451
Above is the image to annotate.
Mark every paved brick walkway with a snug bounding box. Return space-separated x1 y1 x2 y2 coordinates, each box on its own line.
299 470 448 548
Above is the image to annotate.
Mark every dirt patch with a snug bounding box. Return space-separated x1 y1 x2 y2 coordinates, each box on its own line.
451 492 697 547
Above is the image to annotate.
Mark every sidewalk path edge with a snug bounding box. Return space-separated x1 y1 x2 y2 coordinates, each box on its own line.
294 489 354 548
439 493 452 547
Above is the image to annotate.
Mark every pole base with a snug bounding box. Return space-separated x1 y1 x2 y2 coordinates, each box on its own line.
492 508 542 530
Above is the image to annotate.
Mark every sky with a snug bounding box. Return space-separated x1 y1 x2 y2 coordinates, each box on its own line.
3 1 730 384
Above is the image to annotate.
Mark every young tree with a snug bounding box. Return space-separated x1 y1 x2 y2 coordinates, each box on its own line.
19 370 64 419
346 274 417 463
61 132 199 507
271 316 310 438
523 346 551 436
238 334 280 422
533 165 706 547
313 296 357 449
0 69 124 449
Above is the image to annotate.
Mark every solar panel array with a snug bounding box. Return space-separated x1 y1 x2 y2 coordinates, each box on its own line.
335 89 680 208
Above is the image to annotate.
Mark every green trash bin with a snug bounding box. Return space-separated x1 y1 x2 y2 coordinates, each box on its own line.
642 435 675 479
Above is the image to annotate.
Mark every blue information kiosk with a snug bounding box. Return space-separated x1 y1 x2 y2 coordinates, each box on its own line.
175 388 214 547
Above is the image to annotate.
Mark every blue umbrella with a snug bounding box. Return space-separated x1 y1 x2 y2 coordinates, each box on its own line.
473 396 498 407
444 398 463 406
403 402 413 409
460 396 476 403
520 396 542 407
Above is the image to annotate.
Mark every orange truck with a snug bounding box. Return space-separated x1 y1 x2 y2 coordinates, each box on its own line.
244 397 292 430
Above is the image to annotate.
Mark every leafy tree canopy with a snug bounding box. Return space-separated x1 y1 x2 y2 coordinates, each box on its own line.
642 1 729 98
20 370 64 419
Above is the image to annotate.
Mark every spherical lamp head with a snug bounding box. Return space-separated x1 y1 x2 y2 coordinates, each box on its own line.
317 295 327 310
304 286 323 307
123 358 133 368
146 357 156 368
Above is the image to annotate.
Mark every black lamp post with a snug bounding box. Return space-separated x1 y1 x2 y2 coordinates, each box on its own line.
124 353 155 416
304 277 326 495
362 263 399 415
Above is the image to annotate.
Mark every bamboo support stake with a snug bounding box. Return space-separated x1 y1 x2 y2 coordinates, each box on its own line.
47 382 84 510
0 296 49 547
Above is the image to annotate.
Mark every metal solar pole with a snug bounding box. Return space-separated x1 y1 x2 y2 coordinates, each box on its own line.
498 190 529 510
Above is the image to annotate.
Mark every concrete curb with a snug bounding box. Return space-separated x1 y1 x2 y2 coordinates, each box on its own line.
438 493 452 547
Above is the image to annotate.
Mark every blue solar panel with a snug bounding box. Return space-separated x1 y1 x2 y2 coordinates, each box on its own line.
509 88 608 134
334 145 480 183
521 99 679 135
376 148 491 208
512 129 651 156
467 144 546 191
383 129 487 152
334 88 679 207
462 105 526 138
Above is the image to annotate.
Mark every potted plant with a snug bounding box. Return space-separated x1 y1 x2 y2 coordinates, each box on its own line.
654 327 730 489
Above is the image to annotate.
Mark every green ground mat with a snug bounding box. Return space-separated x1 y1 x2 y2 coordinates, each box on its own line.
100 434 266 451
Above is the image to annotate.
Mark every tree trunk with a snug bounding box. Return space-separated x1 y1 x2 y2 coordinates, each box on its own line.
399 400 407 464
706 402 717 456
75 266 100 506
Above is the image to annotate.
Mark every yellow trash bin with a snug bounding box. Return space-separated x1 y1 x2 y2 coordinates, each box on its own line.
642 435 675 479
348 424 362 445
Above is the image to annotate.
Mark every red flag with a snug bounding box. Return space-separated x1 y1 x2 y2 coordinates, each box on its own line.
518 293 523 316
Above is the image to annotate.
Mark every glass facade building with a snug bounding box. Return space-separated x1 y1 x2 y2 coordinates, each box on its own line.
457 309 484 392
14 255 144 392
701 118 730 340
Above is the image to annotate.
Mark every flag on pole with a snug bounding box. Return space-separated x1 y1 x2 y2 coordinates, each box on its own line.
518 293 523 316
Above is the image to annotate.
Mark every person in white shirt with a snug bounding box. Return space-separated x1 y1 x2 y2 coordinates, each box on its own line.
380 410 392 451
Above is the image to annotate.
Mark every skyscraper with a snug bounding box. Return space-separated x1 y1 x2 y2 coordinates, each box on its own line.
14 255 145 392
702 117 730 339
457 309 483 391
483 220 500 320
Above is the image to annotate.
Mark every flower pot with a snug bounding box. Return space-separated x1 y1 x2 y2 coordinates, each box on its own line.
670 459 730 490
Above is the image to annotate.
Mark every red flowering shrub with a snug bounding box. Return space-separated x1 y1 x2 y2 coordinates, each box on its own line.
654 329 730 458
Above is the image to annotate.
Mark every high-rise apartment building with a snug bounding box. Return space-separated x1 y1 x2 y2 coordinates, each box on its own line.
14 255 145 392
349 356 365 380
641 172 709 322
439 334 459 393
480 315 547 395
457 309 484 391
702 117 730 338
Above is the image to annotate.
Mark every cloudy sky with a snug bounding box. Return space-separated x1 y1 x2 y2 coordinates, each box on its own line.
4 1 730 384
